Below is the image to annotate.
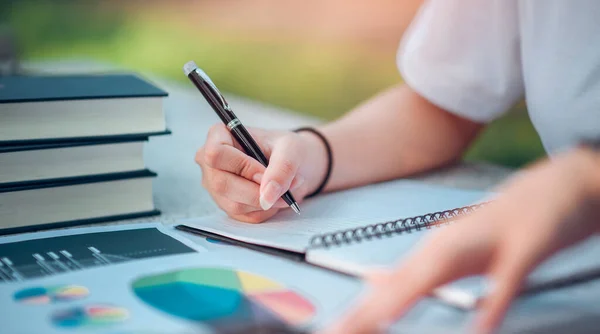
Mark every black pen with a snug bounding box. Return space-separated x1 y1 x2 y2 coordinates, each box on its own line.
183 61 300 214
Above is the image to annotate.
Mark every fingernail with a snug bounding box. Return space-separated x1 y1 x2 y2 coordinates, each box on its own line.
252 173 263 184
260 180 281 210
290 174 305 191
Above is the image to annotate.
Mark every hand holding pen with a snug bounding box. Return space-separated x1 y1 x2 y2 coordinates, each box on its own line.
185 61 332 223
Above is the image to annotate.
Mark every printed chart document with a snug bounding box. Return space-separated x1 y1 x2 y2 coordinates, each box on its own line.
0 223 362 334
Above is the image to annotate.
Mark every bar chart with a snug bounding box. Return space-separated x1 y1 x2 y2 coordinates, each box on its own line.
0 228 196 282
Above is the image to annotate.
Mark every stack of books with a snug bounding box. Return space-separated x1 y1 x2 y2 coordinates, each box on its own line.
0 74 169 234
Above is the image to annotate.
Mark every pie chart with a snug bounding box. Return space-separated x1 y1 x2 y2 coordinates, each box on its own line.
132 267 316 331
14 285 89 305
51 304 129 329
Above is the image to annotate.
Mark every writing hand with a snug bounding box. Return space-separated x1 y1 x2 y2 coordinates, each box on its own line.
195 124 327 223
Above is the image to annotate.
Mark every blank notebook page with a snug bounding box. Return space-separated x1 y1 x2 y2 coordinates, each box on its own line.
181 179 488 253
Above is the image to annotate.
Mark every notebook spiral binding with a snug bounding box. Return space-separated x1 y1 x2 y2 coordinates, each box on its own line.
308 202 488 249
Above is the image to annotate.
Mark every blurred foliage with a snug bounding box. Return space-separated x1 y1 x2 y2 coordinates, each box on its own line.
2 0 546 168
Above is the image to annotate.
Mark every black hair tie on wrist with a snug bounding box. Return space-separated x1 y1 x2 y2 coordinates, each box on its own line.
580 138 600 151
294 127 333 198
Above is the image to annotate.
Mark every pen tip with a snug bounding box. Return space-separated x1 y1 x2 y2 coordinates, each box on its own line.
290 203 301 215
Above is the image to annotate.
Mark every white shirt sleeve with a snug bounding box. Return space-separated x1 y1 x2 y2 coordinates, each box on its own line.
398 0 524 123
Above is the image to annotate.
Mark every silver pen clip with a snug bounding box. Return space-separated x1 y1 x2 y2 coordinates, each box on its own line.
194 68 231 111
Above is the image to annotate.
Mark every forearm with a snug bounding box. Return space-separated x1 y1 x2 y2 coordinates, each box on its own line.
307 84 482 192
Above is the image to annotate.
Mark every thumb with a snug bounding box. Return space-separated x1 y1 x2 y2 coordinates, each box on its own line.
259 136 302 210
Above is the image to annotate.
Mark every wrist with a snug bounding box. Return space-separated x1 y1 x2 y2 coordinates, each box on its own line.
561 147 600 205
297 130 330 196
576 147 600 198
567 147 600 234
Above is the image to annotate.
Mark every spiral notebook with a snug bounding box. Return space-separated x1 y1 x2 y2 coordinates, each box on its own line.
177 179 600 309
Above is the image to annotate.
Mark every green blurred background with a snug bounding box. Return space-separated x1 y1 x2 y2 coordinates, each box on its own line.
1 0 546 168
